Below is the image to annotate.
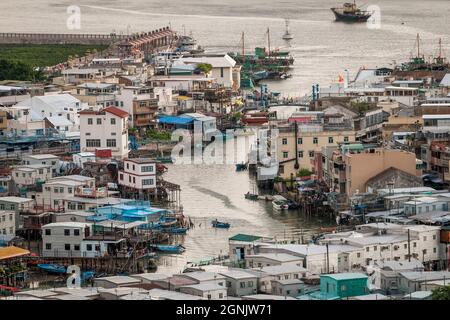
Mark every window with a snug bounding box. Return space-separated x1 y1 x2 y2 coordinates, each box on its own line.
9 214 13 221
240 282 246 288
95 245 100 251
133 177 136 184
220 67 224 78
119 174 123 180
97 118 102 125
143 179 154 186
328 137 333 143
344 136 349 142
68 187 72 194
282 138 287 145
111 118 116 125
107 139 116 147
45 229 51 236
366 247 369 252
64 229 70 236
74 229 80 236
357 253 361 258
88 118 93 125
283 151 289 158
297 138 302 144
374 246 377 251
433 235 436 240
404 244 407 249
433 247 437 253
45 243 51 250
294 274 299 279
86 244 92 251
86 139 101 148
142 165 154 173
59 187 64 193
423 236 427 241
65 244 71 251
248 281 253 287
207 294 212 300
219 293 223 299
74 245 80 251
309 151 314 158
298 151 303 158
313 137 318 144
413 242 417 248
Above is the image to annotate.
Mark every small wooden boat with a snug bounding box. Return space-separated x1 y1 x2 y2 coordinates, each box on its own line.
212 219 230 229
319 226 337 233
164 227 188 235
245 192 258 201
37 264 66 274
149 244 185 254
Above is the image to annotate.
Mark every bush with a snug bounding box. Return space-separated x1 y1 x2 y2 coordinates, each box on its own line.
196 63 213 74
432 285 450 300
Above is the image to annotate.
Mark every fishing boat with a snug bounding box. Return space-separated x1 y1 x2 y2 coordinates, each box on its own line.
212 219 231 229
331 1 372 22
272 195 289 211
282 19 293 40
37 264 66 274
149 244 185 254
156 156 173 163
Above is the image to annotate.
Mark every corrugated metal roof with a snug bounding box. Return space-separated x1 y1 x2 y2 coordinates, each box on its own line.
158 116 193 125
439 73 450 87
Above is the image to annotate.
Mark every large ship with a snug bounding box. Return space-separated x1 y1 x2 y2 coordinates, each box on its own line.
331 1 372 22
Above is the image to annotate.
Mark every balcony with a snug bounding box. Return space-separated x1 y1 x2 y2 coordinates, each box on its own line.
75 186 108 198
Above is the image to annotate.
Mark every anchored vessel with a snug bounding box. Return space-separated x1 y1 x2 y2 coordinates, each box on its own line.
331 1 372 22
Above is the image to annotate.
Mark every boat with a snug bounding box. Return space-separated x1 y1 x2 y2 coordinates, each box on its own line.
282 19 293 40
156 156 173 163
287 200 300 210
245 192 258 201
212 219 231 229
163 227 188 235
236 162 248 171
149 244 185 254
330 1 372 22
272 195 289 210
37 264 67 274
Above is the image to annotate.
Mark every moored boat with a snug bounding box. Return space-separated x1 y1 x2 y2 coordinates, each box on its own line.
236 162 248 171
149 244 185 254
212 219 231 229
331 2 372 22
272 195 289 210
37 264 67 274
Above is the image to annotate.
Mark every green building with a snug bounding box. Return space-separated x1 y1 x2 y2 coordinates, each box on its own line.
313 273 369 300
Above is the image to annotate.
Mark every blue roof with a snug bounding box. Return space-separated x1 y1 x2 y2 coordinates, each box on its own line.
159 116 193 125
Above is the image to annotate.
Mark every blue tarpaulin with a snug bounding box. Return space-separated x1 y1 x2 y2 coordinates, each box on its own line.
159 116 193 125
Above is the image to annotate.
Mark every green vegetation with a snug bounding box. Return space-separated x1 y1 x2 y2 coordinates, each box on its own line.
432 285 450 300
0 59 44 81
145 129 171 141
0 44 107 67
196 63 213 74
351 101 370 115
0 44 107 81
297 168 313 177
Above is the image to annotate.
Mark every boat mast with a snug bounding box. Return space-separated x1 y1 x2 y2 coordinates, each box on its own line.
439 38 442 58
242 31 245 65
267 27 271 56
417 33 420 58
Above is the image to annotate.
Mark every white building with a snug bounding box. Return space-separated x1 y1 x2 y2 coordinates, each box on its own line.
79 106 129 159
118 158 156 190
15 94 82 131
271 279 303 298
219 270 258 297
175 54 238 88
42 221 123 258
12 164 52 187
72 152 96 169
245 253 303 268
179 283 227 300
22 154 60 176
0 211 16 236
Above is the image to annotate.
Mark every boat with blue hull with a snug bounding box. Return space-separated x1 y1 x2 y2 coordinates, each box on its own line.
149 244 185 254
37 264 66 274
236 162 248 171
163 227 188 235
212 219 230 229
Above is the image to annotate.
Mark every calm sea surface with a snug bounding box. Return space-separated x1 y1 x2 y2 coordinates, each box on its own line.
1 0 449 272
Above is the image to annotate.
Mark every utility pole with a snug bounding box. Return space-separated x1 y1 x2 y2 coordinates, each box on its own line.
407 229 411 262
326 242 330 273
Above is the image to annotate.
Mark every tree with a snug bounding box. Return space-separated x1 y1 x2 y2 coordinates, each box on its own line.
0 59 44 81
196 63 212 74
432 285 450 300
297 168 312 177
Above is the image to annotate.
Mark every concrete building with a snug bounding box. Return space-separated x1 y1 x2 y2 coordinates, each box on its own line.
276 124 356 179
219 270 258 297
179 283 227 300
11 164 52 187
22 154 60 176
0 211 16 236
118 158 156 191
79 106 129 159
245 253 303 268
72 152 96 169
270 279 303 298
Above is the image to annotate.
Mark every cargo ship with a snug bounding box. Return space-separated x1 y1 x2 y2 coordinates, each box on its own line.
331 1 372 22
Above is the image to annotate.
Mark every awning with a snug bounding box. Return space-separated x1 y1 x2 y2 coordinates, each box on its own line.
0 246 30 260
